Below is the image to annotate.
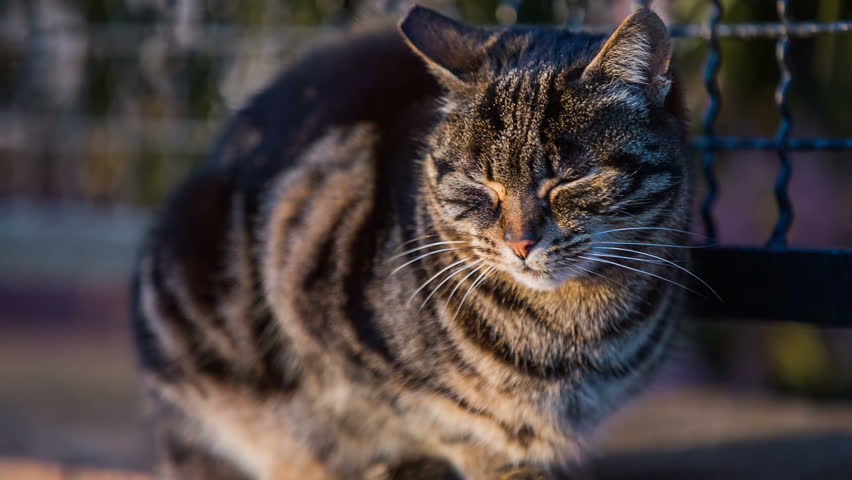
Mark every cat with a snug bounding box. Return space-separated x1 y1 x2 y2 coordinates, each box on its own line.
131 6 689 480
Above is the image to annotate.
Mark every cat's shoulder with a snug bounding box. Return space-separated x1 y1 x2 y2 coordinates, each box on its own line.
232 26 439 157
141 26 439 265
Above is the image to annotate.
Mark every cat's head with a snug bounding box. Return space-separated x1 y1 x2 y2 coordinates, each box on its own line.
400 6 688 290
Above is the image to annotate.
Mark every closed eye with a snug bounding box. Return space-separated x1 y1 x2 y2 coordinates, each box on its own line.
483 180 505 206
538 178 562 198
539 173 592 199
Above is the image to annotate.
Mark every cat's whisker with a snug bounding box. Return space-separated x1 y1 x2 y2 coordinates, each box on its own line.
445 264 486 309
389 247 473 277
561 263 584 278
394 231 478 251
394 234 442 250
563 263 612 286
588 252 667 265
388 241 471 261
610 208 637 218
454 265 496 320
553 259 628 289
578 255 703 297
418 259 484 312
590 241 714 249
591 226 709 238
407 257 470 305
591 246 722 301
573 263 613 282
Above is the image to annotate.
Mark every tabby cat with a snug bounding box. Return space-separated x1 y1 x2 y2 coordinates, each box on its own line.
132 6 690 479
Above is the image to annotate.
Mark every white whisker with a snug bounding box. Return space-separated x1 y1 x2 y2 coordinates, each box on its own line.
407 257 470 305
445 264 485 308
578 255 702 297
562 263 585 278
418 259 484 312
591 226 708 238
394 234 441 250
590 246 722 301
389 247 472 277
388 241 470 261
588 252 667 265
591 241 712 249
558 260 628 289
454 266 495 319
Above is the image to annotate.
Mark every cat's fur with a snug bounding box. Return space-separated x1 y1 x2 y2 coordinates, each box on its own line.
132 6 689 480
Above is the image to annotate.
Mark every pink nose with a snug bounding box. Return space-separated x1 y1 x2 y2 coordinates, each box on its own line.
506 239 536 259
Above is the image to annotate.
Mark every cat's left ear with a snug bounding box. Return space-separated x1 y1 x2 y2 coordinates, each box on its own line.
399 6 490 87
583 8 672 104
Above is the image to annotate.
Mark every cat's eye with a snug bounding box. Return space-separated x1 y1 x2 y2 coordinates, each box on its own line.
538 178 561 199
483 181 505 206
539 176 583 200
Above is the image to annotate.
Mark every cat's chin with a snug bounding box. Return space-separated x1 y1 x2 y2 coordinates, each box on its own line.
510 269 575 291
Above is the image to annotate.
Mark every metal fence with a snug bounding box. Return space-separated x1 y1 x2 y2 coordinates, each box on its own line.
650 0 852 325
1 0 850 323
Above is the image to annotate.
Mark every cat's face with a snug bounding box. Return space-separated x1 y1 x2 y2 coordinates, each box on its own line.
402 7 687 290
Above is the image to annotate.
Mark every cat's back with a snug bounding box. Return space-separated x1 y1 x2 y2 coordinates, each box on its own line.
132 26 439 391
219 26 440 173
157 25 441 231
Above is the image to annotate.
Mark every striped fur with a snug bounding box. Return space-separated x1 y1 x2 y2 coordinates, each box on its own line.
132 7 690 480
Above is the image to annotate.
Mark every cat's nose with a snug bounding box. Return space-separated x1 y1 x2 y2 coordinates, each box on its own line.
505 237 538 259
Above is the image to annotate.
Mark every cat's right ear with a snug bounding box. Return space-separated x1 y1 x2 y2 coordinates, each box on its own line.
399 6 489 87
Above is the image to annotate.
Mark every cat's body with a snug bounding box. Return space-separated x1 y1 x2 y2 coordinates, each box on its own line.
133 7 689 480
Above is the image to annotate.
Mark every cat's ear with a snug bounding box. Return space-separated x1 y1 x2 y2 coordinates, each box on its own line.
583 8 672 104
399 6 489 87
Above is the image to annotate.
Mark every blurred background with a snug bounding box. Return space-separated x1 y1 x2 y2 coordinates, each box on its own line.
0 0 850 478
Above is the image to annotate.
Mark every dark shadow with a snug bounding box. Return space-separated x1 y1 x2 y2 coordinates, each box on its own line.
593 432 852 480
387 458 462 480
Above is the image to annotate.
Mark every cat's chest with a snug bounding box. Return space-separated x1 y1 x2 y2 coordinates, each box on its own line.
384 377 582 465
